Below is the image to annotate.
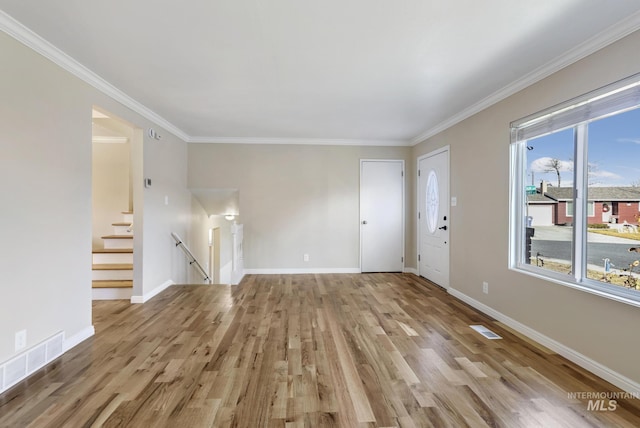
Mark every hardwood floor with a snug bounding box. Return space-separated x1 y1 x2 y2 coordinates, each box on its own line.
1 273 639 427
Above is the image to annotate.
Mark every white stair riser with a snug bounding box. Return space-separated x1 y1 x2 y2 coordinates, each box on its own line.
92 270 133 281
92 288 133 300
104 238 133 249
122 213 133 223
113 225 133 235
92 253 133 264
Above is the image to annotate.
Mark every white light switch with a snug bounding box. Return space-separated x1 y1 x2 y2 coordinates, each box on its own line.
451 196 457 206
164 195 169 205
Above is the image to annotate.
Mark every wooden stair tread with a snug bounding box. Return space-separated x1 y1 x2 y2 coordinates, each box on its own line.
101 235 133 239
122 211 133 214
92 280 132 289
92 248 133 254
92 264 133 270
112 222 133 226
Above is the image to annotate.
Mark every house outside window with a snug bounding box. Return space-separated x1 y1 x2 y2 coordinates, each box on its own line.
510 73 640 306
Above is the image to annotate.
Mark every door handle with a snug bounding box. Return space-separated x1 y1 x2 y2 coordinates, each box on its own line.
439 225 447 231
362 220 368 225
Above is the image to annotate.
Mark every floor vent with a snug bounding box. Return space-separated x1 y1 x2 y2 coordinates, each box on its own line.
0 331 65 394
470 325 502 340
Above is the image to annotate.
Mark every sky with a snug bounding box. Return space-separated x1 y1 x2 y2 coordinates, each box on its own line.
527 107 640 188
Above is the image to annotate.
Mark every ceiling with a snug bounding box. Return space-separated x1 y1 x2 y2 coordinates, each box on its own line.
1 1 640 145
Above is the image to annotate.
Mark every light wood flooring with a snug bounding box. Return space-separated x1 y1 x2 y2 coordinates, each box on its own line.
1 273 639 427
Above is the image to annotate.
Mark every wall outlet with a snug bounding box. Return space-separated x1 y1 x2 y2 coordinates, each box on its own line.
15 330 26 351
482 281 489 294
303 254 310 262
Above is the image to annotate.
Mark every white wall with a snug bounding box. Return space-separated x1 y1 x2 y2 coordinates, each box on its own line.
210 215 233 283
0 31 93 362
188 143 413 271
0 31 192 363
188 196 211 284
412 29 640 385
138 128 191 297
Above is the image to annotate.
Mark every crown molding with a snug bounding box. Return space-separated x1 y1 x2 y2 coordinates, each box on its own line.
0 10 190 142
4 7 639 148
187 136 411 146
0 10 408 148
410 10 640 146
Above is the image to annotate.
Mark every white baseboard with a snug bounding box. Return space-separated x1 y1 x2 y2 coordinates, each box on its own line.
403 267 418 275
131 280 174 304
448 287 640 395
244 268 361 274
63 326 95 353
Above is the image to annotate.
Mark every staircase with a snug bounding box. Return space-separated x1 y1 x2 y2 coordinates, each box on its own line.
92 211 133 300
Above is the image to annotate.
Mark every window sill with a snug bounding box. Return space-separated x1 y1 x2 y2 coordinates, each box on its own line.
510 264 640 309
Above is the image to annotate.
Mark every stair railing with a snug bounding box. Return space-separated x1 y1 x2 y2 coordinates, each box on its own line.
171 232 211 284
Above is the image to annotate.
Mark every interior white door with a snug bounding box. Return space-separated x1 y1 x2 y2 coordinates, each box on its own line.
418 149 450 288
360 160 404 273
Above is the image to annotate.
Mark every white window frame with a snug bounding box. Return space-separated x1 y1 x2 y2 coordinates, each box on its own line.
566 201 594 217
509 72 640 307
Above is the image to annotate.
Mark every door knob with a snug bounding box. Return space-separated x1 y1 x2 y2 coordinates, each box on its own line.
362 220 368 225
439 225 447 230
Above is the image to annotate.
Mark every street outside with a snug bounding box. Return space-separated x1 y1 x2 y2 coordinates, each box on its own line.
530 226 640 273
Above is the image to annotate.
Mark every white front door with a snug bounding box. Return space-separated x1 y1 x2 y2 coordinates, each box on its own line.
418 148 450 288
360 160 404 273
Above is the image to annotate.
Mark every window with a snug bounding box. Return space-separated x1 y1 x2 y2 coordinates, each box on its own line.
566 201 594 217
510 73 640 305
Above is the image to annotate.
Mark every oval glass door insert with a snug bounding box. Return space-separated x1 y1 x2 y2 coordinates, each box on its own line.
426 170 439 233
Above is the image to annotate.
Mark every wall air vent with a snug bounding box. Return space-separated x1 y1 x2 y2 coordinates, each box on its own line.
46 334 63 361
27 343 46 373
4 355 27 389
0 331 64 394
470 325 502 340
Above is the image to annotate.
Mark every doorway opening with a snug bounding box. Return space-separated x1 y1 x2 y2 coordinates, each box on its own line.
91 107 143 301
